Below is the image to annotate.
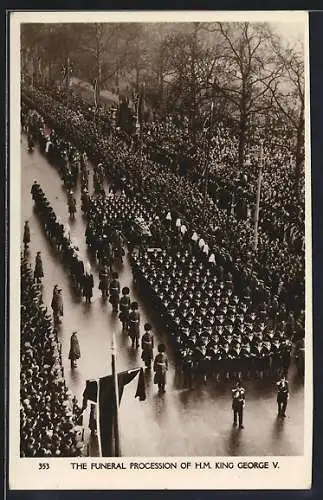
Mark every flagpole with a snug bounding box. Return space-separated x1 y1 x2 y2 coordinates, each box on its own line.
253 140 264 252
111 333 121 457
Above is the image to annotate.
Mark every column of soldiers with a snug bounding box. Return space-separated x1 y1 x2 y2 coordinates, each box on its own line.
30 181 94 302
23 101 296 407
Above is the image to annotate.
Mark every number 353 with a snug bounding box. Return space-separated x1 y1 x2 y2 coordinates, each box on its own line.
38 463 50 470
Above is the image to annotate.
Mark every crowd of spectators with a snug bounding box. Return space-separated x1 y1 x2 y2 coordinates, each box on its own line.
21 85 305 381
22 86 304 304
20 256 84 457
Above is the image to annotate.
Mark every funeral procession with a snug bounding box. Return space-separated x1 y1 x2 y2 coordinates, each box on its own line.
18 20 306 458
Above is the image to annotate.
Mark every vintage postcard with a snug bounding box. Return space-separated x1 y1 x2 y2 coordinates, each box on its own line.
9 10 312 490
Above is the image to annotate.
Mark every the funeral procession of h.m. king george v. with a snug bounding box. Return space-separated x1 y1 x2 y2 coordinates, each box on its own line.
19 20 305 458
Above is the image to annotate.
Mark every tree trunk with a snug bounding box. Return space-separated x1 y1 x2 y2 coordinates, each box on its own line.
190 28 198 143
95 24 103 106
294 103 304 199
31 54 35 88
238 106 247 171
135 65 140 93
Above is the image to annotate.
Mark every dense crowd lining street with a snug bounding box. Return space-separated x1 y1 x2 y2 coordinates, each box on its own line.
20 129 304 457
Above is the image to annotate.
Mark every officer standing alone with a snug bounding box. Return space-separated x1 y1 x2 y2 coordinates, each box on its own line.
232 380 245 429
276 375 289 417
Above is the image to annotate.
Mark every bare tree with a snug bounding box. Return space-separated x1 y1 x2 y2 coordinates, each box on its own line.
266 42 304 196
212 22 284 169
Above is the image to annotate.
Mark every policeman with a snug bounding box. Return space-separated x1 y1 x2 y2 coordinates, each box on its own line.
232 380 245 429
276 375 289 417
98 264 110 300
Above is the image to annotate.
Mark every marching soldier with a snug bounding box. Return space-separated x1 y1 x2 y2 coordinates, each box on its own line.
128 301 140 348
141 323 154 369
153 343 169 393
109 272 120 312
83 263 94 304
232 380 245 429
98 264 110 300
119 287 131 333
276 375 289 417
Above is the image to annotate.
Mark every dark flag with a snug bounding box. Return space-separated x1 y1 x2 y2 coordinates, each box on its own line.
82 368 146 456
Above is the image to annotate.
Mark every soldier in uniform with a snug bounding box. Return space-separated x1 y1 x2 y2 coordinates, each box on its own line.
232 380 245 429
111 225 124 265
153 343 169 393
276 375 289 417
109 272 120 312
128 301 140 348
98 264 110 300
141 323 154 369
119 287 131 333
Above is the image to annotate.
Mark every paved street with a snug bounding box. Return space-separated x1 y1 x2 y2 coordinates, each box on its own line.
20 136 304 457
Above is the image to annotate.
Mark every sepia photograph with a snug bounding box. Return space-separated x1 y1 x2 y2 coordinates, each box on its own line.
9 10 312 490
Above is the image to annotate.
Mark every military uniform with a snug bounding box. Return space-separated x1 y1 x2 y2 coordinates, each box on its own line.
232 384 245 428
98 266 110 299
154 351 168 393
119 293 131 332
109 277 120 312
128 309 140 348
276 377 289 417
83 273 94 303
141 330 154 369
